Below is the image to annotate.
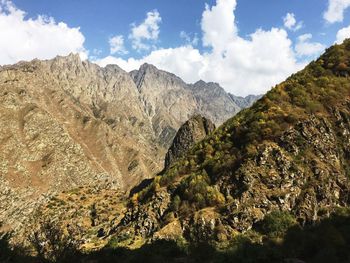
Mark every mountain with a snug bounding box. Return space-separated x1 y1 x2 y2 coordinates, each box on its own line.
0 54 159 231
0 55 258 232
229 93 263 108
108 40 350 257
130 64 259 147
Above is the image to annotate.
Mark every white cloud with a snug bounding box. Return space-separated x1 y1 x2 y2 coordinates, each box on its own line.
95 45 205 82
180 31 199 46
295 34 325 57
201 0 237 54
283 13 303 31
109 35 128 55
336 25 350 43
0 0 87 65
129 10 161 51
95 0 305 96
324 0 350 23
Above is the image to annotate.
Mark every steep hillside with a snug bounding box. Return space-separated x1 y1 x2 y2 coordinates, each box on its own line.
4 40 350 263
111 40 350 250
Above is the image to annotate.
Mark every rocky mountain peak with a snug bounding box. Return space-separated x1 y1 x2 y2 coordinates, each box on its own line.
193 79 206 86
52 52 82 66
229 93 263 108
139 62 158 73
104 63 125 73
164 115 215 171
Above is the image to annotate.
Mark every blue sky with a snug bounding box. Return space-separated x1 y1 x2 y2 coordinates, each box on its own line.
1 0 350 95
9 0 340 58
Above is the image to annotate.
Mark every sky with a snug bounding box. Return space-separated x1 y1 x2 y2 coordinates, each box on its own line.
0 0 350 96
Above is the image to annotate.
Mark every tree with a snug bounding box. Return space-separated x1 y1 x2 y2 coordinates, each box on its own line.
28 220 82 263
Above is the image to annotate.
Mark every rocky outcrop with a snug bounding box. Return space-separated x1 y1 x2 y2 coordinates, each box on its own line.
164 115 215 171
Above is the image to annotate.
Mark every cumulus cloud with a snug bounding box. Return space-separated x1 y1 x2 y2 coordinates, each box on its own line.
180 31 199 46
129 10 161 51
324 0 350 23
295 34 325 57
283 13 303 31
336 25 350 43
201 0 237 54
109 35 128 55
95 0 306 96
95 45 205 82
0 0 87 65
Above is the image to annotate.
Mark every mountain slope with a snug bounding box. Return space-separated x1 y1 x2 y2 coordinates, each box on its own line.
0 54 160 231
112 40 350 247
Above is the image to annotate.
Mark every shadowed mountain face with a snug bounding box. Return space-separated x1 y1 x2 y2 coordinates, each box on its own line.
111 40 350 248
164 115 216 171
0 55 258 231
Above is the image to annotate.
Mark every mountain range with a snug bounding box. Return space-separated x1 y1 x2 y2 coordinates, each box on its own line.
2 37 350 263
0 54 259 233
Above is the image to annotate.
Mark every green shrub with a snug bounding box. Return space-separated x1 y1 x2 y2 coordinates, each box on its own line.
260 211 297 238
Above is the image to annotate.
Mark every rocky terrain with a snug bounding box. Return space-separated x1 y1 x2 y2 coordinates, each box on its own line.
0 55 257 233
26 41 350 263
2 40 350 263
105 40 350 259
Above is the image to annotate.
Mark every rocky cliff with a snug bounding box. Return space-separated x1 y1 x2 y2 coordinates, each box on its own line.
164 115 215 171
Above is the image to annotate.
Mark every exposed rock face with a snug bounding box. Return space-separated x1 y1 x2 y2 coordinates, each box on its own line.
189 81 243 125
164 115 215 171
0 55 159 231
130 63 198 147
229 93 262 108
130 65 258 147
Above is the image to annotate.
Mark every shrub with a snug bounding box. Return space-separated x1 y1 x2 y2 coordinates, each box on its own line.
171 195 181 212
259 211 297 238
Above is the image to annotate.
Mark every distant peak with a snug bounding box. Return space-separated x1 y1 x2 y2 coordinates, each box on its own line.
139 63 158 72
194 79 207 86
53 53 82 64
105 64 124 73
